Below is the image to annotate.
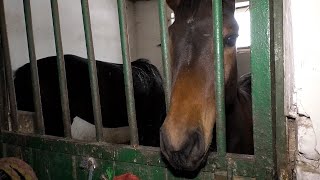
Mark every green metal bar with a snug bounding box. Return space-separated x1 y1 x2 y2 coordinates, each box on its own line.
23 0 45 135
50 0 71 138
273 0 289 178
251 0 275 178
157 0 171 110
0 0 18 132
80 0 103 142
206 153 255 178
117 0 139 146
1 131 257 178
227 160 233 180
212 0 226 156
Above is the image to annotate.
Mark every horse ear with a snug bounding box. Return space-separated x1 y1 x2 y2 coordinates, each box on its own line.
166 0 182 11
223 0 236 13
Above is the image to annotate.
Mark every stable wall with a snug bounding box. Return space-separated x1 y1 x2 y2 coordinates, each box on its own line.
134 0 163 74
4 0 136 71
236 50 250 78
287 0 320 178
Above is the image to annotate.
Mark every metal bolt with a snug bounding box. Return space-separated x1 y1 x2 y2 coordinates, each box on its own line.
80 157 97 180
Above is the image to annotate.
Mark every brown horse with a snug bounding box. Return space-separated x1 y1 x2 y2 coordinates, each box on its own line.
160 0 253 171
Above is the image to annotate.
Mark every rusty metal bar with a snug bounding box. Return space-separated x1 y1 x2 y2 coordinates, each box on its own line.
50 0 71 138
157 0 172 110
23 0 45 134
0 0 18 132
0 33 7 132
117 0 139 146
80 0 103 141
212 0 226 156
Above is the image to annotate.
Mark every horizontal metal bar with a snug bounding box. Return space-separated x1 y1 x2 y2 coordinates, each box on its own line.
212 0 226 156
80 0 103 142
23 0 45 135
50 0 71 138
157 0 172 110
1 131 257 178
0 0 18 132
206 153 255 177
117 0 139 146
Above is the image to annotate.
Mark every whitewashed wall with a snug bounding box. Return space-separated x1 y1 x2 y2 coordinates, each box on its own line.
4 0 137 71
288 0 320 178
135 0 163 73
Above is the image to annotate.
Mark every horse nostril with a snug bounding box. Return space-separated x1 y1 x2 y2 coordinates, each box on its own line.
180 130 204 159
161 128 206 171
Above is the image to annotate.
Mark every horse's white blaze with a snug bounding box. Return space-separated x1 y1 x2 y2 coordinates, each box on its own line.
71 116 130 143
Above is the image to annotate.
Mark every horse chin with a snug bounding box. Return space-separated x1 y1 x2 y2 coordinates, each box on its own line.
168 151 208 172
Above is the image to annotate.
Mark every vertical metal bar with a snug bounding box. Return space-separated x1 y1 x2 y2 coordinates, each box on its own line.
0 0 18 132
251 0 275 178
0 58 9 132
157 0 172 110
23 0 45 134
50 0 71 138
117 0 139 146
0 34 6 133
80 0 103 141
273 0 288 178
212 0 226 156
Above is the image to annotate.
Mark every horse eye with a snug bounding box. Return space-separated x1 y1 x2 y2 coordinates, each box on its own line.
224 34 238 47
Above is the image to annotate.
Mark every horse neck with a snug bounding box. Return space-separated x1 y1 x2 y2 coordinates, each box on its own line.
224 60 238 109
226 69 252 119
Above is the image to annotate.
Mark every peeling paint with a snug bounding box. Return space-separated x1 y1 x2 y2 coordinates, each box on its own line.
296 160 320 180
289 0 320 178
297 117 320 161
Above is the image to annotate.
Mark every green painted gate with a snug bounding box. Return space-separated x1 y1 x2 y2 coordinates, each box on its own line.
0 0 289 179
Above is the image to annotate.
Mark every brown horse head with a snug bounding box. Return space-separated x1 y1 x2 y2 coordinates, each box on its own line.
160 0 239 171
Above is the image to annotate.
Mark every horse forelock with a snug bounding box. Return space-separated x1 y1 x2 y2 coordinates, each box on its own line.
177 0 203 11
174 0 204 18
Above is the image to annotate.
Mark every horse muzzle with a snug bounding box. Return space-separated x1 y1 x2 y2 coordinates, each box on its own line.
160 126 207 171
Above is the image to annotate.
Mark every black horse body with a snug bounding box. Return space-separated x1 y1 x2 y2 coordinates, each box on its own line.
14 54 166 146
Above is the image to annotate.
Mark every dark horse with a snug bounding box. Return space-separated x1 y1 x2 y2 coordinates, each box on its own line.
14 54 166 147
160 0 253 171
